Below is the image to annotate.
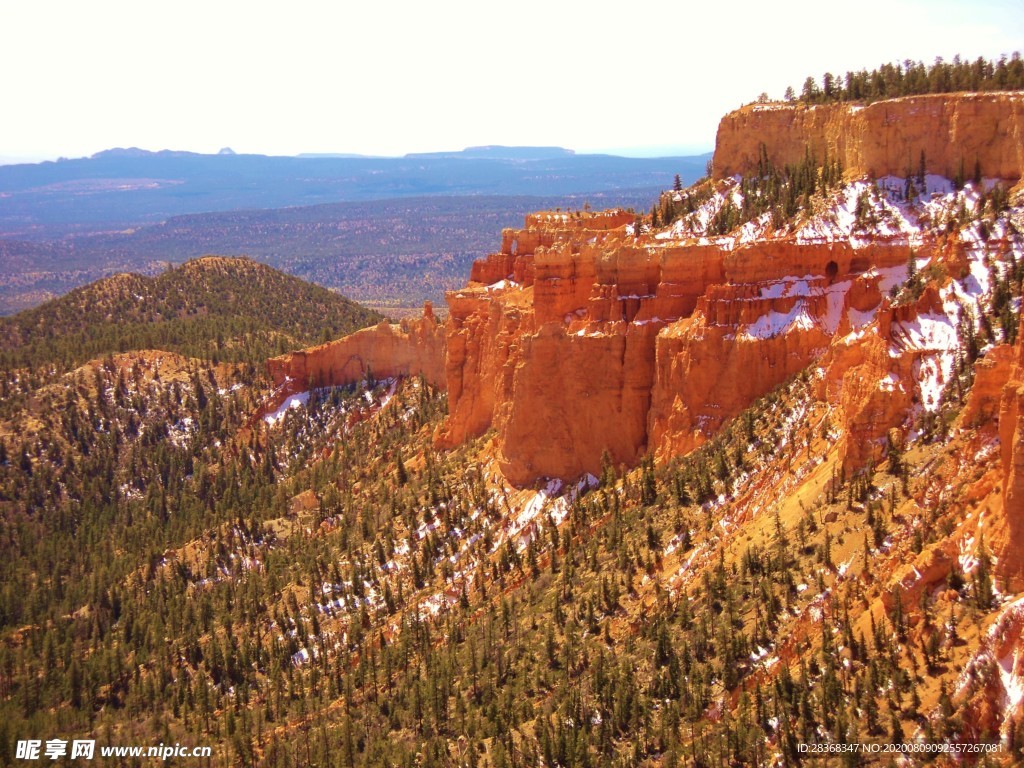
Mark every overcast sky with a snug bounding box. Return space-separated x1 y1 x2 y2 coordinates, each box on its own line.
2 0 1021 161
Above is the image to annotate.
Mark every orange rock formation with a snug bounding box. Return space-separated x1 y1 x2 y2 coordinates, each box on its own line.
949 316 1024 591
436 208 911 484
713 92 1024 182
436 211 663 484
997 319 1024 591
267 302 446 399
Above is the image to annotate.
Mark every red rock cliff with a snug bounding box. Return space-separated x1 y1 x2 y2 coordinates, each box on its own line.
436 201 914 485
997 318 1024 591
713 93 1024 182
436 211 664 485
267 303 446 398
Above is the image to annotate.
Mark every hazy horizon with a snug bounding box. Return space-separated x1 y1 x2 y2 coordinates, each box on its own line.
0 144 715 167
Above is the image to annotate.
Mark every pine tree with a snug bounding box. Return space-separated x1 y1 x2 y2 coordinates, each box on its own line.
395 448 408 485
972 541 994 610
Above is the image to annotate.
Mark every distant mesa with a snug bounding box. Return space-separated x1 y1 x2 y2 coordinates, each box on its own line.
0 145 707 260
87 146 578 162
90 147 204 160
90 146 240 160
90 147 161 159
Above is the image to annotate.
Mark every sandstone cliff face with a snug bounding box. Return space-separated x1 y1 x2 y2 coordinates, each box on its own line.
437 200 918 484
495 322 661 483
962 343 1014 426
713 93 1024 183
997 320 1024 592
267 303 446 401
649 282 833 459
435 211 665 484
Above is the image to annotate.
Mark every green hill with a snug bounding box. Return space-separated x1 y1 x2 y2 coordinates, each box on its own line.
0 256 384 370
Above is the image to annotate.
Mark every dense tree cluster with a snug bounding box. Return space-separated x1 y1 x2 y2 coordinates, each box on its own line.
784 53 1024 105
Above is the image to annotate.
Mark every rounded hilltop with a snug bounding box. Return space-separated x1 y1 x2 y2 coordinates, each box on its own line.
0 255 383 368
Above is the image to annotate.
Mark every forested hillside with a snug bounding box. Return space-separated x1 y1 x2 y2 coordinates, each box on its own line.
0 257 382 371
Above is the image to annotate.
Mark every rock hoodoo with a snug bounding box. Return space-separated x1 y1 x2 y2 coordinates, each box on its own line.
435 211 663 485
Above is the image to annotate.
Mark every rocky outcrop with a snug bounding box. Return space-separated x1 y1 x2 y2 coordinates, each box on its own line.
267 302 446 398
997 319 1024 592
881 547 954 613
713 93 1024 183
649 281 833 458
436 211 664 484
815 284 958 473
437 206 912 484
954 596 1024 745
963 343 1014 427
933 318 1024 592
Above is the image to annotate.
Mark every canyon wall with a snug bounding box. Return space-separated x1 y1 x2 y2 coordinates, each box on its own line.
435 211 666 483
997 319 1024 592
267 303 446 398
713 92 1024 182
436 207 912 485
954 315 1024 592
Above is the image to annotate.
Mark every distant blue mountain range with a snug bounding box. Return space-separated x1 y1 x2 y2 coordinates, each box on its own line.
0 146 711 236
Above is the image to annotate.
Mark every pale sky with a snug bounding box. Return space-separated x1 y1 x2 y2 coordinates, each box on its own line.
1 0 1021 161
